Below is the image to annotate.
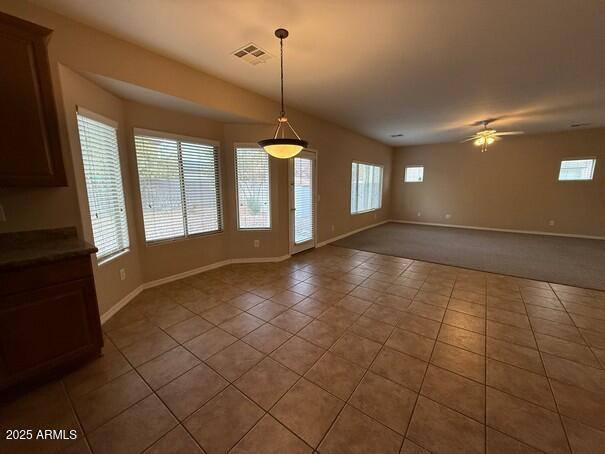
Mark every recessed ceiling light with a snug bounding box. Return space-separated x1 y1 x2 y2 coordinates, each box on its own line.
390 133 404 137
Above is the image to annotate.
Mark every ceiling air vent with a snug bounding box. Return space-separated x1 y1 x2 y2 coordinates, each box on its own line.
232 43 272 66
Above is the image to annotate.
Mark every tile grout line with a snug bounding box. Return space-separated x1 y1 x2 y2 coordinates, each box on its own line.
400 265 456 452
548 286 604 370
241 256 389 449
522 285 574 454
60 378 93 453
309 258 417 451
191 260 379 453
101 334 207 454
262 269 390 450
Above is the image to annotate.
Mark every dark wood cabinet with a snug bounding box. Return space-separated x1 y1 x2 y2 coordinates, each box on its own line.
0 255 103 391
0 11 66 186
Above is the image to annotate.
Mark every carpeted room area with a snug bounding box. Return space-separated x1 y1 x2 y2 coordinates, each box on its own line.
333 222 605 291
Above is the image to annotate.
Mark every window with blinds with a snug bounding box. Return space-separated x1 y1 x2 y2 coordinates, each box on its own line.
76 111 129 262
235 146 271 229
134 130 222 242
351 161 383 214
294 156 314 244
558 158 596 181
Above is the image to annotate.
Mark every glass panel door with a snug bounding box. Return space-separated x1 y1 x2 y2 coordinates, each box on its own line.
289 150 316 254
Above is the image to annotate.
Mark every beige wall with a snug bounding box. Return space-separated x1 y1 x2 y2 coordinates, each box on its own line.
391 128 605 237
0 1 393 317
58 66 143 314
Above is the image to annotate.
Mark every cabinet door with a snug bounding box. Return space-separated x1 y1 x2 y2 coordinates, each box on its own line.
0 12 66 186
0 278 102 388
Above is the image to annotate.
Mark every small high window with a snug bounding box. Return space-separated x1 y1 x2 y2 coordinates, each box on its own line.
558 159 596 181
405 165 424 182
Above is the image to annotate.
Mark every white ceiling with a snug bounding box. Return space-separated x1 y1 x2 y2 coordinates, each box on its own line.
33 0 605 145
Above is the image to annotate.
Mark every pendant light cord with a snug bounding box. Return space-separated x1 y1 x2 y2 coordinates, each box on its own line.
280 36 285 118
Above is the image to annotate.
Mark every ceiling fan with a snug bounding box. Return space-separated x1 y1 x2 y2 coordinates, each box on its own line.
462 119 524 152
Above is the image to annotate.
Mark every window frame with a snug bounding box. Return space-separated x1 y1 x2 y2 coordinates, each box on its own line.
75 107 130 265
133 127 224 245
404 165 425 183
557 157 597 182
350 160 384 215
234 143 272 231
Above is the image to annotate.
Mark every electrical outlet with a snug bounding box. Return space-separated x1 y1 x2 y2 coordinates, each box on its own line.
331 225 335 232
417 211 421 217
253 239 260 248
445 213 452 219
119 268 126 281
549 220 555 226
373 213 377 219
0 203 6 222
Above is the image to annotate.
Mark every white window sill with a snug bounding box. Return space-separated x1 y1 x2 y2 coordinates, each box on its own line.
97 248 130 267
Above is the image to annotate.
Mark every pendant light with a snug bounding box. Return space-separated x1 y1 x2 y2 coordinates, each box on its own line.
258 28 308 159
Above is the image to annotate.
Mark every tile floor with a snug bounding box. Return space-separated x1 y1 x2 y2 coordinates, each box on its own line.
1 245 605 453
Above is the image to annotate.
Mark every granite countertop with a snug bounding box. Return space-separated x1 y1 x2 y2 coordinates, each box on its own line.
0 227 97 271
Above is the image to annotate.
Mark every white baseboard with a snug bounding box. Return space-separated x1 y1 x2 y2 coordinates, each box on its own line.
317 220 389 248
231 255 291 264
100 286 143 324
100 254 291 324
390 220 605 240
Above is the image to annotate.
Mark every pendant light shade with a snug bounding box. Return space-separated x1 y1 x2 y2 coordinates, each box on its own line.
258 138 306 159
258 28 308 158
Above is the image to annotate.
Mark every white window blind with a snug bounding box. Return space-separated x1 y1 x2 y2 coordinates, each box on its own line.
134 131 222 242
76 112 129 261
405 165 424 182
235 146 271 229
558 159 596 181
351 162 383 214
294 156 314 244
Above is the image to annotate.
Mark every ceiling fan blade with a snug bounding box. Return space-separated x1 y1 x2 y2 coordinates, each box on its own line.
495 131 524 136
461 136 479 142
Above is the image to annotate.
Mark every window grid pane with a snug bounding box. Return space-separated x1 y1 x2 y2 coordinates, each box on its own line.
76 113 129 260
351 162 383 214
405 166 424 182
235 147 271 229
134 133 222 243
558 159 596 181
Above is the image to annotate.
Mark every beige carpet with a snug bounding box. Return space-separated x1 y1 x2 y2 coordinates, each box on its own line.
333 222 605 291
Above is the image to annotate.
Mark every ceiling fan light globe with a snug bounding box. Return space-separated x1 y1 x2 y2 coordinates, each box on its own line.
486 136 495 145
474 137 485 146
